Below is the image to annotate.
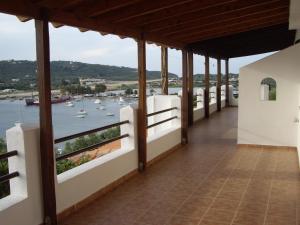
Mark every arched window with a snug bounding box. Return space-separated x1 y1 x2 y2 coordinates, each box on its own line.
260 78 276 101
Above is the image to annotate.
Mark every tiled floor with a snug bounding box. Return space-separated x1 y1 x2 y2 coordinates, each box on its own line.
60 108 300 225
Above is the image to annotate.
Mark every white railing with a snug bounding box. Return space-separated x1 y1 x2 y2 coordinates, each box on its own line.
0 95 182 225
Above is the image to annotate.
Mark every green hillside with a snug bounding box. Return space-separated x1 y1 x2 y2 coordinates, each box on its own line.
0 60 178 89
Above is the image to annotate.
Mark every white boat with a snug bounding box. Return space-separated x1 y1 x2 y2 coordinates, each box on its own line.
119 97 125 102
66 101 74 107
76 114 86 118
77 109 88 115
100 106 106 110
73 95 83 101
106 112 114 116
94 99 101 104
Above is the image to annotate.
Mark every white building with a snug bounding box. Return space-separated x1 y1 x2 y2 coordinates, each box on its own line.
79 78 106 87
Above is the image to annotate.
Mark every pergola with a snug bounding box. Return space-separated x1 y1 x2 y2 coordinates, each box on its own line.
0 0 296 224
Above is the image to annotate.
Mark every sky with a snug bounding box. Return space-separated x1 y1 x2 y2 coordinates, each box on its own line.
0 13 274 76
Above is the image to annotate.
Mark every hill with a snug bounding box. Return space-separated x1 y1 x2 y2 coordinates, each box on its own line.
0 60 178 83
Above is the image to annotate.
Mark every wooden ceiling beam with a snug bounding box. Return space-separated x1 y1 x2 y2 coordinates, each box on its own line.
35 0 84 10
162 6 288 37
180 15 288 43
93 0 194 23
74 0 142 18
143 0 289 32
0 0 184 49
115 0 235 27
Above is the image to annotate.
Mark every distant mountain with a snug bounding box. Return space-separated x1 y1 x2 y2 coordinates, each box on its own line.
0 60 178 82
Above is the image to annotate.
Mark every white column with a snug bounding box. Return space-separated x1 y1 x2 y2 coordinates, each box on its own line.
120 105 138 151
0 123 43 225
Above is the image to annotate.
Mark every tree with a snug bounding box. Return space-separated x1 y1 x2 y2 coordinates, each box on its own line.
94 84 107 93
125 88 133 95
0 138 9 198
61 79 69 86
55 127 121 174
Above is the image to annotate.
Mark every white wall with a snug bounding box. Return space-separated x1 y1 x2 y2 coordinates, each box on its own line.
289 0 300 29
0 96 184 225
147 95 182 161
0 124 43 225
56 105 138 213
238 43 300 147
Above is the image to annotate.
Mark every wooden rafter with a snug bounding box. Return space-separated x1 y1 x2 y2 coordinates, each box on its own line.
115 0 235 27
140 0 287 32
0 0 294 57
179 13 288 42
73 0 143 18
94 0 194 23
158 5 288 36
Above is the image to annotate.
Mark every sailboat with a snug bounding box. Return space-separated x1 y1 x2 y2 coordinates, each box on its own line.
76 99 87 117
66 101 74 107
106 112 114 116
94 99 101 104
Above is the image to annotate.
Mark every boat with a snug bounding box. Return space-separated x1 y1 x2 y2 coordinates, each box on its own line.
76 114 86 118
25 96 71 106
106 112 114 116
94 99 101 104
77 109 88 115
73 95 83 102
84 94 94 97
119 97 125 102
100 106 106 110
66 101 74 107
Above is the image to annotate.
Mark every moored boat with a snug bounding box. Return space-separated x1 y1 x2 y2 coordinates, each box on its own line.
25 96 71 106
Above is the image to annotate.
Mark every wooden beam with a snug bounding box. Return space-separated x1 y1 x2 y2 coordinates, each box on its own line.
204 56 210 118
216 58 222 111
143 0 287 32
0 0 184 49
180 13 288 43
187 51 194 126
35 18 57 225
35 0 84 9
161 46 168 95
181 49 188 144
225 59 230 106
174 11 288 41
117 0 235 27
188 23 294 58
185 19 289 45
137 39 147 171
162 5 288 36
103 0 193 23
75 0 142 18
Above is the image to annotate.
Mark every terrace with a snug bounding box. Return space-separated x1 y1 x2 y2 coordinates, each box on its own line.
0 0 299 225
60 108 300 225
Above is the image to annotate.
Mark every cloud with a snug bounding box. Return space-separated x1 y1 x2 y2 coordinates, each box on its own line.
80 48 110 59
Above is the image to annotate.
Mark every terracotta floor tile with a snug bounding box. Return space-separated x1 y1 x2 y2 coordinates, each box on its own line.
210 198 240 211
232 211 265 225
265 215 297 225
167 216 201 225
238 201 268 214
137 211 172 225
199 220 230 225
202 208 236 223
176 202 207 218
59 108 300 225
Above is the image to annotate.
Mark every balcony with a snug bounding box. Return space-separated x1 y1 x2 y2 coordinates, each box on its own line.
56 107 298 225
